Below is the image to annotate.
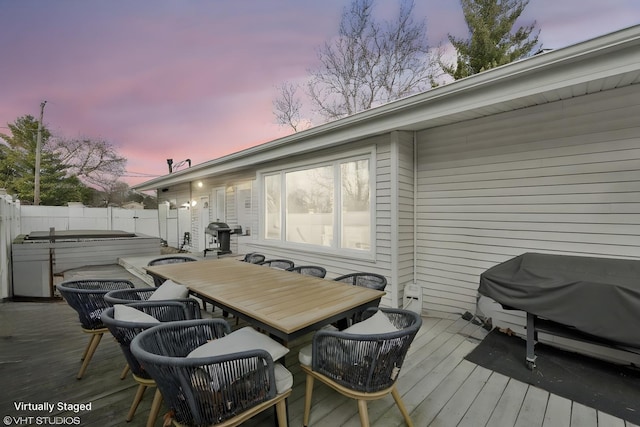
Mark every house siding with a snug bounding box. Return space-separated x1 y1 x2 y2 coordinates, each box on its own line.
186 174 255 254
391 131 416 308
416 84 640 318
157 183 191 248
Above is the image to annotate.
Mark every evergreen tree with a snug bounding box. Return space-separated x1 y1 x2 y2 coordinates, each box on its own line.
0 115 90 205
444 0 540 80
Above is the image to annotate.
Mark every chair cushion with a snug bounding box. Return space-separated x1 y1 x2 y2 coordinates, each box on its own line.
113 305 160 324
148 280 189 300
343 309 398 335
187 327 289 361
274 363 293 394
298 344 313 366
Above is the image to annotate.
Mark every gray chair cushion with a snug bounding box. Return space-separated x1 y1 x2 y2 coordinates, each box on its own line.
148 280 189 300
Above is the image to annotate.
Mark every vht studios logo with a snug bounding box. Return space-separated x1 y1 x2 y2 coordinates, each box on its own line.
4 416 81 425
4 402 90 425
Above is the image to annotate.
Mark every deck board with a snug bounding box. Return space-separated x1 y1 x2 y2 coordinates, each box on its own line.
542 394 572 427
0 263 636 426
514 386 549 427
487 379 530 427
457 371 511 427
405 342 478 427
571 402 598 427
430 364 493 427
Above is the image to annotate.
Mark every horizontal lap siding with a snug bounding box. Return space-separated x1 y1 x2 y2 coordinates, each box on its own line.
394 132 416 306
416 84 640 317
157 183 191 248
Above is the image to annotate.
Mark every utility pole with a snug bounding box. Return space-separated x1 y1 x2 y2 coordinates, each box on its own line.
34 100 47 205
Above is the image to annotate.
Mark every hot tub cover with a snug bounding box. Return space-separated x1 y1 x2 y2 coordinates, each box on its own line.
479 252 640 348
25 230 136 240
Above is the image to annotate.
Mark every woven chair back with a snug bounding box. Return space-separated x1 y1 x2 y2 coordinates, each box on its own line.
102 301 199 378
287 265 327 278
260 259 295 270
131 319 283 426
56 279 134 329
242 253 266 264
147 256 197 266
333 272 387 290
104 288 154 305
147 256 198 287
312 307 421 393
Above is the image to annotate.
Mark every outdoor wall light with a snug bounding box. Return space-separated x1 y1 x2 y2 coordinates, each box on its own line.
191 200 197 207
197 181 203 188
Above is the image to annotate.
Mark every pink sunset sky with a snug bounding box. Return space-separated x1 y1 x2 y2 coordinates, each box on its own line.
1 1 639 187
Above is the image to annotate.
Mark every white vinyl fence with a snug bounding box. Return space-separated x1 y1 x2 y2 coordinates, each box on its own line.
0 194 20 300
0 202 160 300
19 204 160 237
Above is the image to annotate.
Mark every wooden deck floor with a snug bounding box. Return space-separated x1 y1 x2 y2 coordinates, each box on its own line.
1 265 637 427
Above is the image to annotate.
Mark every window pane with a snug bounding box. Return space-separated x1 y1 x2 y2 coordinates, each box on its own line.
285 166 334 246
265 174 281 240
341 160 370 250
236 182 252 236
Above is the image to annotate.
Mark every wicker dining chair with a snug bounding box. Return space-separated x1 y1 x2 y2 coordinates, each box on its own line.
147 256 198 287
260 259 295 270
287 265 327 278
241 252 266 264
299 308 422 427
104 287 202 319
333 272 387 290
131 319 292 427
333 273 388 328
102 301 201 426
56 279 135 379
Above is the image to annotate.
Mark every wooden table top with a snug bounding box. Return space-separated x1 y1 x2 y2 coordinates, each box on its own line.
146 258 385 338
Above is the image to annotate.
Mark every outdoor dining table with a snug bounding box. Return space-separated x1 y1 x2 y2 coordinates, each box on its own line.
145 257 385 343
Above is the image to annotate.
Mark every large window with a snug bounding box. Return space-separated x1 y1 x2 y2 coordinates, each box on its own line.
263 155 371 252
341 159 370 250
264 174 281 240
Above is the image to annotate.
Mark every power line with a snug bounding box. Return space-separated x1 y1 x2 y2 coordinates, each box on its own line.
122 171 161 178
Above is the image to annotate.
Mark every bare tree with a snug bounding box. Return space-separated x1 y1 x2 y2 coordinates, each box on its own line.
52 137 127 192
274 0 438 130
273 82 306 132
375 0 439 101
101 180 130 206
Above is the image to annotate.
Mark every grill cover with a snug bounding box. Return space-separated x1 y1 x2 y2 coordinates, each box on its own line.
479 252 640 347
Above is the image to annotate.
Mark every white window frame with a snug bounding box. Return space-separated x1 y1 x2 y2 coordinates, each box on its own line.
257 147 375 259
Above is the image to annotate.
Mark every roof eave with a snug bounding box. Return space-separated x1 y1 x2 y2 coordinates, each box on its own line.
134 24 640 192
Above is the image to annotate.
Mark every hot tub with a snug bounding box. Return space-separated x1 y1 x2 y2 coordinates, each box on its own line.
12 229 161 298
